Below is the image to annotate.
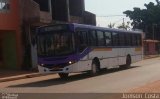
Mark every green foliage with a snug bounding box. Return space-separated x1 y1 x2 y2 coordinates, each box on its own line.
108 23 115 28
123 0 160 29
117 21 130 30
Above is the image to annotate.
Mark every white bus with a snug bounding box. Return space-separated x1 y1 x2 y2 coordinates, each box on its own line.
36 23 143 78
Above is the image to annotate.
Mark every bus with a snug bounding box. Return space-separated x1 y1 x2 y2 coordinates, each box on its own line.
36 23 143 78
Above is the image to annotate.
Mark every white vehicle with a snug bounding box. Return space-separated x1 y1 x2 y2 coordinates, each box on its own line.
36 23 143 78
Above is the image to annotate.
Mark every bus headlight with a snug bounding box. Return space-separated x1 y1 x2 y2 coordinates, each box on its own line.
68 61 76 65
69 61 72 64
40 64 44 67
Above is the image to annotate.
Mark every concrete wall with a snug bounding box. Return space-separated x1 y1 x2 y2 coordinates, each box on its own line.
20 0 40 24
83 11 96 26
52 0 69 22
69 0 85 16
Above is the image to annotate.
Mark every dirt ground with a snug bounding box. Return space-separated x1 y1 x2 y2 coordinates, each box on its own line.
0 70 35 78
130 80 160 93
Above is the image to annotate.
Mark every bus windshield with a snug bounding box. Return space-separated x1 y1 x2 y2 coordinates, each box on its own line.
37 32 74 57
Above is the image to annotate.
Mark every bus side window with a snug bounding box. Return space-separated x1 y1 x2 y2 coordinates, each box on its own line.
89 30 97 46
124 33 128 46
132 34 137 46
119 33 125 46
129 34 133 46
77 31 88 52
135 35 139 46
112 32 119 46
97 31 105 46
104 31 112 46
137 34 142 46
125 33 129 46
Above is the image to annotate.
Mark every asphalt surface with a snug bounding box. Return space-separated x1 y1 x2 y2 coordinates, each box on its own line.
0 57 160 93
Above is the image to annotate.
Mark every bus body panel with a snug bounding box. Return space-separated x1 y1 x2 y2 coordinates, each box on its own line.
36 23 143 74
38 47 143 74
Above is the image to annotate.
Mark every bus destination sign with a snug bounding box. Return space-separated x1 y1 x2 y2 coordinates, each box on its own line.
39 25 68 33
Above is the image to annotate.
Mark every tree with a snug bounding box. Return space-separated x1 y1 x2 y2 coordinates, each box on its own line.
123 0 160 40
108 22 115 28
117 21 130 30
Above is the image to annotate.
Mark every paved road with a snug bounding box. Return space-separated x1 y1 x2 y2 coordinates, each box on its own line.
0 57 160 93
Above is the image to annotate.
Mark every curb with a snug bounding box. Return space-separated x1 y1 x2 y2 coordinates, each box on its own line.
0 73 44 83
144 55 160 59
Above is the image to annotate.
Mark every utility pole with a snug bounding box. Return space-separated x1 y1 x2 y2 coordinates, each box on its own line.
123 18 125 30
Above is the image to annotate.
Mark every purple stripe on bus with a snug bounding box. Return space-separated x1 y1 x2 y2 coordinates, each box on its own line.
38 48 92 65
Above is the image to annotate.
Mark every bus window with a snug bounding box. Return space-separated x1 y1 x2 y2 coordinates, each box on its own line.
112 32 119 46
137 34 142 46
97 31 105 46
89 30 97 46
124 33 128 46
135 35 139 46
125 33 130 46
132 34 137 46
119 33 125 46
77 31 88 52
104 31 112 46
129 33 133 46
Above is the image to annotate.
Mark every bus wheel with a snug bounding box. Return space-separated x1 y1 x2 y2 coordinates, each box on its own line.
123 55 131 69
126 55 131 67
91 59 100 75
120 55 131 69
58 73 69 79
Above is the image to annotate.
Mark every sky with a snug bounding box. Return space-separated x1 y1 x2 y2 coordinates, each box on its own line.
85 0 156 27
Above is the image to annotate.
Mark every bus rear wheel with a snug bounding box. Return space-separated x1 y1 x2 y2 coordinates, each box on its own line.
58 73 69 79
120 55 131 69
124 55 131 68
91 59 100 75
126 55 131 67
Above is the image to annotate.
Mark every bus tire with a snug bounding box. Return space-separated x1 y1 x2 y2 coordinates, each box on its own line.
125 55 131 68
91 58 100 75
120 55 131 69
126 55 131 66
58 73 69 79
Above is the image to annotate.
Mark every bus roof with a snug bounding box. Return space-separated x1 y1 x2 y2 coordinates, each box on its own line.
37 23 143 34
71 23 142 34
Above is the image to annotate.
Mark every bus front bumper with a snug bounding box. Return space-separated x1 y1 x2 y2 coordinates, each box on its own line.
38 65 70 74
